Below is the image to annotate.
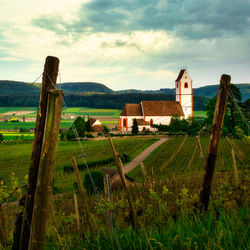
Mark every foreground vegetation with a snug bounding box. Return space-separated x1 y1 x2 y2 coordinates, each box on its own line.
0 136 249 249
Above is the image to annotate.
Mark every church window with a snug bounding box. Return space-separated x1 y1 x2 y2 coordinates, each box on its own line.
123 118 127 127
184 82 188 88
150 119 153 127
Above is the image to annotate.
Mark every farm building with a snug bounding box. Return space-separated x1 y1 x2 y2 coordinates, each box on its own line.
118 69 193 132
89 117 104 132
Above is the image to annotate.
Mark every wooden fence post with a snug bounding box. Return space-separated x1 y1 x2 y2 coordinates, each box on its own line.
28 89 63 250
20 56 59 250
107 134 137 228
0 206 6 248
71 156 97 235
199 74 231 211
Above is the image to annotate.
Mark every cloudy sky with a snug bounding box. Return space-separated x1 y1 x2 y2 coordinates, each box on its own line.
0 0 249 90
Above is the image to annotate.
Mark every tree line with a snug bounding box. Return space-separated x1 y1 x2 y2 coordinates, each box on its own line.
0 93 209 110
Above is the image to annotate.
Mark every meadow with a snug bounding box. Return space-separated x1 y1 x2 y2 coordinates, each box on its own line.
0 107 121 118
0 137 158 192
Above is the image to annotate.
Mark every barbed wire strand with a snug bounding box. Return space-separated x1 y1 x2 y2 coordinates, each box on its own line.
45 70 122 250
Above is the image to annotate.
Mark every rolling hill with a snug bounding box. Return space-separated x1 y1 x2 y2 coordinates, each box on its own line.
0 80 248 110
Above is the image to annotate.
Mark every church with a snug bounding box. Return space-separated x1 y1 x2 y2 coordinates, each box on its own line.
118 69 193 132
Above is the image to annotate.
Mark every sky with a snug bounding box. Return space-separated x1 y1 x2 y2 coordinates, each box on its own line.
0 0 249 90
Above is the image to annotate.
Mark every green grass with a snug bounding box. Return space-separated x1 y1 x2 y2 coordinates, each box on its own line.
193 111 207 117
0 107 121 118
0 137 158 191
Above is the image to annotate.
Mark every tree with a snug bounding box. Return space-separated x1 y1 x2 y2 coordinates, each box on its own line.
103 125 109 135
85 116 93 133
204 84 244 136
227 84 242 132
186 117 201 136
132 118 138 135
66 116 86 140
0 133 3 142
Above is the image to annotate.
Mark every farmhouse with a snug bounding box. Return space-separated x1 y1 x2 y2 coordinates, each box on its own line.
118 69 193 132
89 117 104 132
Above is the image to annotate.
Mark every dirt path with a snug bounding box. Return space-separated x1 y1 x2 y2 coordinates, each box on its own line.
123 138 168 174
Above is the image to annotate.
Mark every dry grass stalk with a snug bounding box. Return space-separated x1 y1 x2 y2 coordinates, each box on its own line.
49 201 63 246
196 135 205 168
71 156 97 234
73 193 80 233
231 149 239 183
188 146 197 169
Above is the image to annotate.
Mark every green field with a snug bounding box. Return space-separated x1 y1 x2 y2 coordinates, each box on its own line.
193 110 207 117
0 107 121 117
0 137 158 191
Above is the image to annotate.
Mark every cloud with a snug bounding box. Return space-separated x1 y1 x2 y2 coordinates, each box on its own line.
33 0 250 40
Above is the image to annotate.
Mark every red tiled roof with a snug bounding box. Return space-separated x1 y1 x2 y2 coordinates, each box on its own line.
175 69 185 82
120 104 143 116
136 119 150 125
89 117 97 126
141 101 184 116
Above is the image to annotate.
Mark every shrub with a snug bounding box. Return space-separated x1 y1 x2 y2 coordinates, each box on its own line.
19 127 30 133
232 126 245 139
86 132 94 138
83 170 104 194
132 119 138 135
0 133 3 142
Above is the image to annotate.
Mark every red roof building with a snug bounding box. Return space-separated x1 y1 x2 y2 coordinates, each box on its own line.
118 69 193 132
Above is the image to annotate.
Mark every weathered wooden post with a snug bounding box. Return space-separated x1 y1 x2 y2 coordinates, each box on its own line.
0 206 6 248
199 74 231 211
71 156 97 235
107 134 137 228
28 89 64 250
19 56 59 250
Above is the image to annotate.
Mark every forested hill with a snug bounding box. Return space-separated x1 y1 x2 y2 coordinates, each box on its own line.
119 84 250 101
0 93 208 110
0 80 248 110
0 80 40 95
0 81 113 95
57 82 113 93
0 80 248 100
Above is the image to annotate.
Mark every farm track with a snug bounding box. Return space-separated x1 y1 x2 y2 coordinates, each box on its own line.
124 138 169 174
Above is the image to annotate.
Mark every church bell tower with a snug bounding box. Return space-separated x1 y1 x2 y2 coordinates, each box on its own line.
175 69 193 119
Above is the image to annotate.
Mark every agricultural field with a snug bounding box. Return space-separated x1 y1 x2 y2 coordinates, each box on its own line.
0 135 249 249
0 137 158 191
129 136 250 180
0 107 120 136
0 107 121 118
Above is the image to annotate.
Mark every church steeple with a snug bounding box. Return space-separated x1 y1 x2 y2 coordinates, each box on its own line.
175 69 193 118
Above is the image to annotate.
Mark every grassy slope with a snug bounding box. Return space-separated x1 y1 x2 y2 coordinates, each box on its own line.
129 136 250 180
0 138 158 189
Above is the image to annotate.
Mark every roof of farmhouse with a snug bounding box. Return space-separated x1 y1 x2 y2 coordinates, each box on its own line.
120 101 184 117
